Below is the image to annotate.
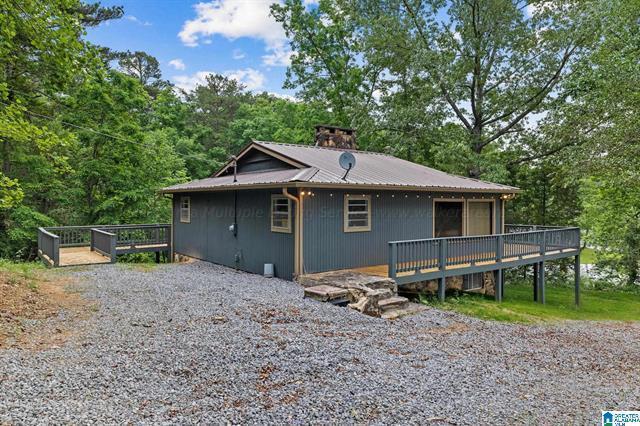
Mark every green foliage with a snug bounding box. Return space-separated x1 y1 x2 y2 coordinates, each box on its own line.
225 95 334 148
580 178 640 285
0 205 55 260
0 0 637 285
421 282 640 323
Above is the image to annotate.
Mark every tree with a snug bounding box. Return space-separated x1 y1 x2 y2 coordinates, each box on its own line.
272 0 598 177
225 94 334 152
62 70 186 224
0 0 117 257
117 50 170 97
554 0 640 284
184 74 252 167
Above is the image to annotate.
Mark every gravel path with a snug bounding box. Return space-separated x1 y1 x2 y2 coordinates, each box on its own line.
1 261 638 424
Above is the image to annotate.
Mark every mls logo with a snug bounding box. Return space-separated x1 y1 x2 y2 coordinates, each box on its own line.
603 411 614 426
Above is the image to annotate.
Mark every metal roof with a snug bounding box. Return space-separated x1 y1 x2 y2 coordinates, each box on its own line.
162 141 519 193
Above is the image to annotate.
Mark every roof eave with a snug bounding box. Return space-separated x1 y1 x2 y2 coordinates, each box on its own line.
160 181 520 194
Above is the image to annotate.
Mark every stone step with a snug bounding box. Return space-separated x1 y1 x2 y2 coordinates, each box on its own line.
381 302 429 320
304 285 350 304
378 296 409 311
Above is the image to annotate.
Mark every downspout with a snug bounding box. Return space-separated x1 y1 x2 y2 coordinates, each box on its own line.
283 187 303 277
163 194 174 262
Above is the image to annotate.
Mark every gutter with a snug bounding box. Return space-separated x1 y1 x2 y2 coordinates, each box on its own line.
282 187 303 277
161 182 521 194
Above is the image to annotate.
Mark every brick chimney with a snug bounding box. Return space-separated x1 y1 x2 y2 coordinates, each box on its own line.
314 125 357 150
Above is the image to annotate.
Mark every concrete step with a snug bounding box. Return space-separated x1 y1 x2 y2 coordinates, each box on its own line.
381 302 429 320
378 296 409 311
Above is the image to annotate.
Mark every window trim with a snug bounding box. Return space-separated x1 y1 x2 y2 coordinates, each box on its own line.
180 196 191 223
271 195 292 233
344 194 372 232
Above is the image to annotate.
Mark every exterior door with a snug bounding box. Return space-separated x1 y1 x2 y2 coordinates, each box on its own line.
467 201 493 236
434 201 464 237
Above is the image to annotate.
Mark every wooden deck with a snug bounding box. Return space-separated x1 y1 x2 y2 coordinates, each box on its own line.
38 224 172 267
347 247 578 279
59 247 111 266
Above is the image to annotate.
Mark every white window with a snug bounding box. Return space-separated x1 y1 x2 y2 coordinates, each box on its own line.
180 196 190 223
344 194 371 232
271 195 291 233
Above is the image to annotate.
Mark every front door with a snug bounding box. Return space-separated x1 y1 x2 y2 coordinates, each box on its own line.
434 201 464 237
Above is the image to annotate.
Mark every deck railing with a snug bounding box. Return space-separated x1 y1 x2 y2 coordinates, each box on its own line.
37 223 171 266
91 228 117 263
388 226 580 283
37 227 60 267
44 224 170 248
108 225 170 252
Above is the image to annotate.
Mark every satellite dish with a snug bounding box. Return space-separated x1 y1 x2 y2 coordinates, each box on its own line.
339 152 356 180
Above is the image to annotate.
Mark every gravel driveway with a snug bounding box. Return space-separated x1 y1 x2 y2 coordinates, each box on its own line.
1 261 638 424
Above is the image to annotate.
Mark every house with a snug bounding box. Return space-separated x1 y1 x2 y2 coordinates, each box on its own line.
161 125 581 303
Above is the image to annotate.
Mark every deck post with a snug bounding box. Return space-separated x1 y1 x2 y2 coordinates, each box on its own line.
574 254 580 307
388 242 398 279
539 261 545 304
533 262 537 301
540 230 547 255
155 251 160 263
494 269 503 302
109 233 117 263
438 239 447 302
53 236 60 267
494 235 504 302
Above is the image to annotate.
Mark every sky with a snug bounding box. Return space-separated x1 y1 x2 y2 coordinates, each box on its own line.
85 0 309 98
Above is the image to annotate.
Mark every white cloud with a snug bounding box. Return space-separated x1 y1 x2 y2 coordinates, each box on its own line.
125 15 151 26
232 49 246 60
172 68 266 92
172 71 214 92
168 59 186 70
178 0 293 66
224 68 266 91
262 45 295 67
268 92 298 102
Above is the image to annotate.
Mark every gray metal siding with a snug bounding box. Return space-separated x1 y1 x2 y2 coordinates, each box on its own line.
234 149 295 174
302 189 501 274
173 190 295 279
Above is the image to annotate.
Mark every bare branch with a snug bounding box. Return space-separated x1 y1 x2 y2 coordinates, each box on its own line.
480 44 578 146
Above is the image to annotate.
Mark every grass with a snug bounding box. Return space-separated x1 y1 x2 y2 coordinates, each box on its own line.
119 262 158 272
580 247 596 264
0 259 46 290
421 283 640 323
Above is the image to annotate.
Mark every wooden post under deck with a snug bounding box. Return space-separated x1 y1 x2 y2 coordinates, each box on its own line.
574 254 580 307
437 239 447 302
538 261 546 304
494 269 503 302
533 263 538 302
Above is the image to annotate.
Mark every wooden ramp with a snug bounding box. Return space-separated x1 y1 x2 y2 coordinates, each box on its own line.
59 247 111 267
